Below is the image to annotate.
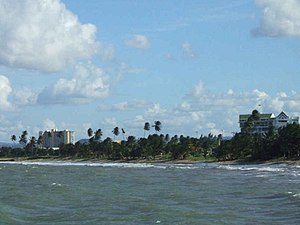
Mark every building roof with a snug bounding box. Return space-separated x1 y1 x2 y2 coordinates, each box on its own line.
239 113 274 120
276 111 288 120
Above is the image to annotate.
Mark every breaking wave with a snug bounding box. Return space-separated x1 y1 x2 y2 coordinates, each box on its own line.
217 164 286 172
0 160 199 170
1 161 299 176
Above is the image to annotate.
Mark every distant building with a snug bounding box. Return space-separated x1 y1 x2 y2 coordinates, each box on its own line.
239 111 299 135
39 129 75 149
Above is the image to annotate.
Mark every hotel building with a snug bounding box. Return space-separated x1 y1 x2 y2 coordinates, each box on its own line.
39 129 75 149
239 111 299 135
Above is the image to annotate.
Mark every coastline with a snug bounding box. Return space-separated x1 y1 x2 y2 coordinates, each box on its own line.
1 156 300 166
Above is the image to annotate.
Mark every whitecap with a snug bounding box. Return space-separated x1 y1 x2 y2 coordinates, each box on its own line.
286 191 300 198
218 164 286 173
0 160 168 169
173 165 197 170
0 160 205 170
51 182 62 186
255 174 269 178
293 193 300 198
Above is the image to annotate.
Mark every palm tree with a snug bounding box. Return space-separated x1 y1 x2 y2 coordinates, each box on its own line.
87 128 93 138
252 109 260 121
243 109 261 133
112 127 120 140
11 134 16 143
11 134 17 157
29 136 37 156
154 121 161 134
121 128 126 141
144 122 150 137
19 130 28 146
87 128 94 143
94 129 103 141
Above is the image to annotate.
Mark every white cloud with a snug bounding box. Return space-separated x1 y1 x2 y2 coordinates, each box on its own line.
42 119 57 131
206 122 216 129
0 0 99 72
98 100 148 111
37 63 110 104
227 89 234 95
125 35 150 49
270 96 285 112
182 42 197 58
104 117 117 127
268 91 300 113
147 103 166 115
253 0 300 37
190 111 204 121
13 87 37 106
0 75 13 111
99 44 116 61
173 81 300 136
0 115 19 140
253 89 269 101
179 101 191 111
192 81 205 97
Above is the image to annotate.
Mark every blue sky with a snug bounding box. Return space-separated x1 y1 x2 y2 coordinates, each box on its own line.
1 0 300 141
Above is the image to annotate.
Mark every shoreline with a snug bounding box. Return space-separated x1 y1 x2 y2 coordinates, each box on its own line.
1 156 300 166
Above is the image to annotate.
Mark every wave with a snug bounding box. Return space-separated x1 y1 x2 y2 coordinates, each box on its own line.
0 161 157 168
217 164 287 173
287 191 300 198
0 160 198 170
1 161 300 175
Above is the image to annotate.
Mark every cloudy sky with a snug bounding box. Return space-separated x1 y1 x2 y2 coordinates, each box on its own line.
1 0 300 141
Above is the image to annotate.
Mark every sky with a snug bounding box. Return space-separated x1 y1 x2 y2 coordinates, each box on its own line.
1 0 300 142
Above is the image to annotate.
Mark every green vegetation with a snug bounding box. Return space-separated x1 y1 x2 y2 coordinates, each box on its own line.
0 121 221 161
215 123 300 161
1 118 300 162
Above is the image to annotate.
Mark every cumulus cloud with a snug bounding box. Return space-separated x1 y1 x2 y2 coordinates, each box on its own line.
268 91 300 113
253 0 300 37
173 81 300 135
0 75 13 111
0 0 99 72
125 35 150 49
186 83 271 112
37 63 110 104
85 82 300 138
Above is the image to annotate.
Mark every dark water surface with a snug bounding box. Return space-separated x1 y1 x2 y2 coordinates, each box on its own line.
0 161 299 224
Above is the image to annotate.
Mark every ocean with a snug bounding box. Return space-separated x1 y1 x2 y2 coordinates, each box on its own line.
0 161 299 225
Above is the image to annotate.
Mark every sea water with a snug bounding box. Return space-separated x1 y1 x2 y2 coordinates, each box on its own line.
0 161 299 225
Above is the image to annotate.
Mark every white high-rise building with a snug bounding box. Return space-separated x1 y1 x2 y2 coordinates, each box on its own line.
39 129 75 148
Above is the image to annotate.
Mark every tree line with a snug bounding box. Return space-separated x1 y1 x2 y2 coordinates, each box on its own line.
215 110 300 161
1 116 300 161
1 121 220 160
